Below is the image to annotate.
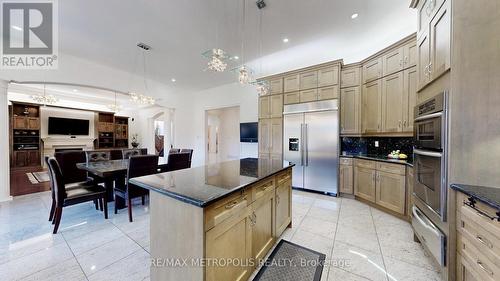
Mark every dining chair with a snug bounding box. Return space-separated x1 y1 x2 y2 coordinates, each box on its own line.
169 148 180 154
166 152 191 172
122 149 142 159
114 155 159 222
47 157 108 234
179 149 193 167
85 150 111 162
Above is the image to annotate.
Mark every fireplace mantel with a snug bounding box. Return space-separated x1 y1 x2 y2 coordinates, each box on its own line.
42 137 96 158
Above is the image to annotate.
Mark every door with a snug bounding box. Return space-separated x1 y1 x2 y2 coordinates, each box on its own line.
259 96 270 118
299 70 318 90
284 74 300 92
205 207 252 281
417 32 431 90
363 80 382 133
251 190 275 263
269 118 282 155
382 47 404 76
429 0 451 81
270 95 283 118
13 151 28 167
354 167 376 202
362 57 382 84
403 67 418 132
303 110 338 193
376 171 406 214
27 150 40 167
283 113 304 189
381 72 405 132
318 86 338 100
275 179 291 237
340 87 361 134
339 165 353 194
318 66 339 87
258 119 270 154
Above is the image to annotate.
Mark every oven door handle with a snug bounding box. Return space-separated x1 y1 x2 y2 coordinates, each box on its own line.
414 149 442 158
412 206 440 236
414 112 443 122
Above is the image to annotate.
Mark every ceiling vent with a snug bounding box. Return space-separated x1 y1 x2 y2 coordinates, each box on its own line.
137 42 152 51
256 0 266 9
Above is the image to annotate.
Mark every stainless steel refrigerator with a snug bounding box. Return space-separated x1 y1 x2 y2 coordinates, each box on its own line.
283 100 339 194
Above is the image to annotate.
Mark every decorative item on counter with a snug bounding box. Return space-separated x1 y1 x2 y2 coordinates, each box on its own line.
388 150 408 159
131 134 140 148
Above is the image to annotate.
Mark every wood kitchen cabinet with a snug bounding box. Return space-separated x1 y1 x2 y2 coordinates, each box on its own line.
284 74 300 93
381 72 405 133
429 0 451 81
269 78 283 94
258 118 282 156
403 67 417 132
299 70 318 90
317 65 339 87
383 47 405 76
283 92 300 105
375 171 406 214
259 94 283 118
354 166 376 202
13 116 40 130
258 96 270 119
251 185 275 263
403 40 417 68
275 171 292 237
13 150 40 167
362 79 382 133
339 158 354 194
341 66 361 88
362 57 382 84
417 31 431 89
318 85 338 100
299 89 318 103
340 86 361 135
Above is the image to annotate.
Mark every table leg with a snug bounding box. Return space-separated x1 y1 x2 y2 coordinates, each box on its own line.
107 178 127 210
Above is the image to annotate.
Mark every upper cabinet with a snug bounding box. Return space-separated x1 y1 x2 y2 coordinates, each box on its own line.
417 32 431 89
362 79 382 133
341 86 361 135
403 67 417 132
283 74 300 92
269 78 283 94
403 41 417 68
381 72 405 133
259 95 283 119
318 85 338 101
382 47 405 76
362 57 382 84
258 96 270 119
317 65 339 87
341 66 361 88
299 70 318 90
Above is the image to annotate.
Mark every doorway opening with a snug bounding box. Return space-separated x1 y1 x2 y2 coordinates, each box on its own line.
205 106 240 164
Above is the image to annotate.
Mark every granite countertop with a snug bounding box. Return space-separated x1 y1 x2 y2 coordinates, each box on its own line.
450 184 500 211
129 158 294 208
340 153 413 167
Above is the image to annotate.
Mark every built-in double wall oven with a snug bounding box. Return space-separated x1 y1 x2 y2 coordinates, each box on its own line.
412 91 448 267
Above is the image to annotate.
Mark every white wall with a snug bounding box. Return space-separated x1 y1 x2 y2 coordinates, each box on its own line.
0 80 11 202
175 82 259 167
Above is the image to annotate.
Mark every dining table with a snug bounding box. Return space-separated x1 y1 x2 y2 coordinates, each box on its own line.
76 157 169 209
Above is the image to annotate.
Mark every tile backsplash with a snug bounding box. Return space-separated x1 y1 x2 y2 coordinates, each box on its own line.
341 137 414 156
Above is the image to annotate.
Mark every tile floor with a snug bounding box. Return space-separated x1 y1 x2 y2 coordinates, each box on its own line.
0 190 442 281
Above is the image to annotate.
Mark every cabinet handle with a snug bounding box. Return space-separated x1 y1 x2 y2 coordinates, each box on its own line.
398 120 402 128
476 235 494 249
476 260 494 276
424 65 429 77
399 59 403 67
225 196 246 209
404 56 409 65
404 120 407 127
276 194 280 205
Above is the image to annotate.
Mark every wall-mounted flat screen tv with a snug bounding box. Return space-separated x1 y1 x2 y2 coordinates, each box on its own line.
48 117 90 136
240 122 258 143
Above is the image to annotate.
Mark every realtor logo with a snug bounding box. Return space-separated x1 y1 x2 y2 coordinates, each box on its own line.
1 0 58 69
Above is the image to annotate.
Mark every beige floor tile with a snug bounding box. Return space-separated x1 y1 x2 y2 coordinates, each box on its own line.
331 241 388 281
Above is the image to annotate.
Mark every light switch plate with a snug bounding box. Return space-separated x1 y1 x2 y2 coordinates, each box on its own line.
375 141 379 147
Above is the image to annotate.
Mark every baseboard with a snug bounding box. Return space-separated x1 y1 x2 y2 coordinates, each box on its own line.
0 195 13 203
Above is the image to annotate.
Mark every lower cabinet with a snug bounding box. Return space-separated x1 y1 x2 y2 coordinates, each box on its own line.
251 188 275 263
375 171 406 214
354 167 376 202
13 150 40 167
275 176 292 236
339 158 354 194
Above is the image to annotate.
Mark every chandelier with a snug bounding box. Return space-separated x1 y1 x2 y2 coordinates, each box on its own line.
108 92 123 112
129 43 156 106
255 80 270 96
238 66 252 84
31 84 58 105
129 92 155 105
205 48 229 72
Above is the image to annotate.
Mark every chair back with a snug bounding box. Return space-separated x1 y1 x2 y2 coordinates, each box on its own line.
45 157 55 200
127 155 159 181
85 150 111 163
54 151 87 184
122 149 142 160
179 149 193 164
109 149 123 160
167 152 191 171
47 157 67 206
169 148 180 154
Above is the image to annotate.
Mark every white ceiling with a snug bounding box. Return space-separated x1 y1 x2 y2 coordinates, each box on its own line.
18 0 416 96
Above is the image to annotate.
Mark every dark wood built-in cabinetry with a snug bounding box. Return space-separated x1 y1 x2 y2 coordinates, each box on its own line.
95 112 129 149
10 102 42 168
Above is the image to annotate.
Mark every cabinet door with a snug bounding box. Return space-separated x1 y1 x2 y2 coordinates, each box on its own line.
362 57 382 84
259 96 270 119
381 72 405 133
13 117 27 129
429 0 451 82
417 0 431 39
339 165 353 194
354 167 376 202
269 78 283 94
270 95 283 118
299 89 318 103
27 118 40 130
251 190 275 263
341 67 361 88
14 151 28 167
382 47 404 76
299 70 318 90
318 66 339 87
269 118 282 155
417 32 431 90
27 150 40 166
406 167 414 218
376 171 406 215
403 67 417 132
457 254 482 281
206 207 252 281
362 80 382 133
275 179 291 237
403 41 417 68
283 92 299 105
340 87 361 135
258 119 270 154
283 74 300 92
318 85 338 101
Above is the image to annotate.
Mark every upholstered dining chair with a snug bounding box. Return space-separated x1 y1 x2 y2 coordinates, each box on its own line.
47 157 108 234
169 148 180 154
85 150 111 163
122 149 142 159
114 155 159 222
166 152 191 172
179 149 193 167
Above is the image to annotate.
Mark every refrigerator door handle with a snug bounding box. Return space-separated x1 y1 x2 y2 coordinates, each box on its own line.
305 124 309 166
300 124 304 166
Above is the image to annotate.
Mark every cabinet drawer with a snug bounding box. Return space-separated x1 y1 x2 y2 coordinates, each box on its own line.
318 85 338 100
376 162 406 175
205 191 249 231
283 92 300 105
340 157 353 165
275 169 291 186
250 178 275 202
457 192 500 242
355 159 376 169
299 89 318 103
458 234 499 281
299 70 318 90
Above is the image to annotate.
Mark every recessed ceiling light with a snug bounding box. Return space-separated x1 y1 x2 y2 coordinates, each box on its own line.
283 38 289 43
351 13 359 19
11 25 22 31
233 56 239 60
171 78 176 82
73 89 78 92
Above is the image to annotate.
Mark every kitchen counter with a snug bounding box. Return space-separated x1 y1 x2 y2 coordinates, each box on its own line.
130 157 294 207
451 183 500 211
341 153 413 167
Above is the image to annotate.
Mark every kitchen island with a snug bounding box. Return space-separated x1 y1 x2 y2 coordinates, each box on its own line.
129 158 294 281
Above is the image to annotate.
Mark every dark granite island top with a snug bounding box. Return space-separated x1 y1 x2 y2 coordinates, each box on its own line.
129 158 295 208
451 183 500 211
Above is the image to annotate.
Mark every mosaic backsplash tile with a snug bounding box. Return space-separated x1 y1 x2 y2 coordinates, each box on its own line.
341 137 414 157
